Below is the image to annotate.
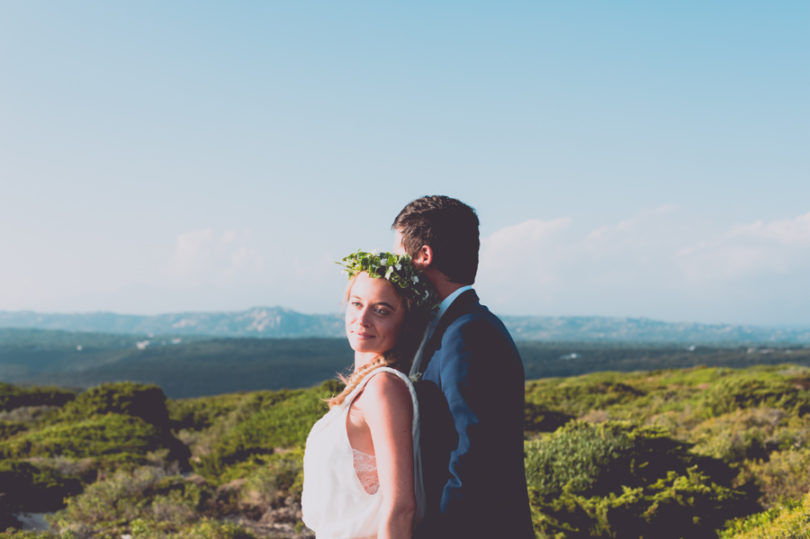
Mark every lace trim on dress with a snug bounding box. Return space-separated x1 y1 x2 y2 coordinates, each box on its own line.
352 448 379 494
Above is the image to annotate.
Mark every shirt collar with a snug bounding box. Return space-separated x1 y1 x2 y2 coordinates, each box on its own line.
434 285 474 321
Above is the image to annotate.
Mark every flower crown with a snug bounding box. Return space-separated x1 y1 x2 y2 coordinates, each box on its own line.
337 249 436 309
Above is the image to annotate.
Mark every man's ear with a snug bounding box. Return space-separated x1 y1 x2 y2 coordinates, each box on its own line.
412 245 433 270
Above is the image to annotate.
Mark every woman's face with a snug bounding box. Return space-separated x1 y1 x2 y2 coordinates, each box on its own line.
345 272 406 357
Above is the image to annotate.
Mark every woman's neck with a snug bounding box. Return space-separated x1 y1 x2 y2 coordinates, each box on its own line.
354 351 381 371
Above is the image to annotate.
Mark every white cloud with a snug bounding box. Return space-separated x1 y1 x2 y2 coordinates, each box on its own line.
584 205 677 250
729 212 810 245
476 218 573 310
167 228 264 285
677 212 810 282
474 206 809 323
168 229 214 276
480 218 572 281
478 209 684 293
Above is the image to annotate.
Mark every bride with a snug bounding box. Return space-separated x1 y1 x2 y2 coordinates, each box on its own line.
302 250 434 539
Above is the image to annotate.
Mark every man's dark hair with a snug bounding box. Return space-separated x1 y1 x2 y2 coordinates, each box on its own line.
392 195 479 285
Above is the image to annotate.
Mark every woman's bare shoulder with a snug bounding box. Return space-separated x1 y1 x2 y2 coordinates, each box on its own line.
361 370 411 406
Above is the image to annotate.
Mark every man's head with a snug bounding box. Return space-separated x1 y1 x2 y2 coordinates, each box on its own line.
392 195 479 285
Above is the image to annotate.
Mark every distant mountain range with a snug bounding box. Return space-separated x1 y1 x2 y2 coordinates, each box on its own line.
1 307 809 345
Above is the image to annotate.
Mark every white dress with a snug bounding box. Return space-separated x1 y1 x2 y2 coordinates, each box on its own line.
302 367 421 539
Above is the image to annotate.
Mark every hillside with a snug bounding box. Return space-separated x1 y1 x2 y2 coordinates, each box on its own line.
2 308 809 345
4 365 810 537
3 329 810 398
0 329 352 398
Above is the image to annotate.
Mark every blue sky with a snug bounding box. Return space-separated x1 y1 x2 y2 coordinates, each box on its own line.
1 2 808 325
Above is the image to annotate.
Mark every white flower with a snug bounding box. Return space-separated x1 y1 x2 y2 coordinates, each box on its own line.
395 263 402 270
412 275 419 283
380 257 388 266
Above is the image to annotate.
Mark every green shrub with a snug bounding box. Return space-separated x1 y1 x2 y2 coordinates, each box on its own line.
0 413 163 460
0 383 76 412
526 374 646 417
28 382 193 469
49 465 214 538
698 373 810 418
172 518 256 538
167 385 325 433
0 405 61 427
525 420 757 538
721 491 810 538
168 393 249 432
0 421 26 439
0 459 82 512
195 385 329 481
237 448 305 505
739 448 810 508
524 402 573 434
0 529 51 538
689 407 788 462
59 382 170 430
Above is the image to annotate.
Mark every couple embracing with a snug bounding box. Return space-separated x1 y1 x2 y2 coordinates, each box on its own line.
302 196 534 539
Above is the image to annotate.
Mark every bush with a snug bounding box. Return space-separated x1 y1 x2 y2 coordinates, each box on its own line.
0 413 163 463
524 402 573 434
698 373 810 418
689 407 788 462
171 518 256 538
0 405 60 427
3 413 189 477
739 448 810 508
0 459 82 512
526 375 646 418
0 383 76 412
721 491 810 538
525 420 758 538
49 465 215 538
59 382 170 430
18 381 194 469
237 448 305 506
168 393 250 432
0 421 26 439
0 529 51 538
195 385 329 481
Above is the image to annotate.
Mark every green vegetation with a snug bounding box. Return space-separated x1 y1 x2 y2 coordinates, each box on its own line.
525 421 755 537
3 361 810 537
720 491 810 538
0 383 75 412
4 327 810 399
0 330 353 398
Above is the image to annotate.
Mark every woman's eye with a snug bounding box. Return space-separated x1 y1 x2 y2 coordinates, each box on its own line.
375 307 390 316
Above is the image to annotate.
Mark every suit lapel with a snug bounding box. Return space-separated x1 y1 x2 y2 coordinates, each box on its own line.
409 289 479 378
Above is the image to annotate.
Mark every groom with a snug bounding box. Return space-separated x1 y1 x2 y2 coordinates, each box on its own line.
392 196 534 538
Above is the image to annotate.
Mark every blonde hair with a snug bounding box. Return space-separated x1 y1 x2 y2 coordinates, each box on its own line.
326 353 397 408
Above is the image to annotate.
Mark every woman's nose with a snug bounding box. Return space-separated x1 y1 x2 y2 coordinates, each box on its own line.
357 308 372 326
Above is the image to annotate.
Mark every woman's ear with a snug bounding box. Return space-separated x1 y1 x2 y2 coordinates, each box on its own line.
412 244 433 269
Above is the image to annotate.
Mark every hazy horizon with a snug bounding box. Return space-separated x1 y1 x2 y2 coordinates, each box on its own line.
2 304 810 331
2 3 808 326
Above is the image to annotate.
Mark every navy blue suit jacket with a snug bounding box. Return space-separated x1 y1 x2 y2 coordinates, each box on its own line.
412 290 534 538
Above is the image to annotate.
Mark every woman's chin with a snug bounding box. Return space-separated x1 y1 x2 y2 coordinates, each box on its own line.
349 335 398 357
350 338 378 353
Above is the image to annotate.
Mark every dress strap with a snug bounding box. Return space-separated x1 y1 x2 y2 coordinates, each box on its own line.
343 365 426 524
345 367 419 418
